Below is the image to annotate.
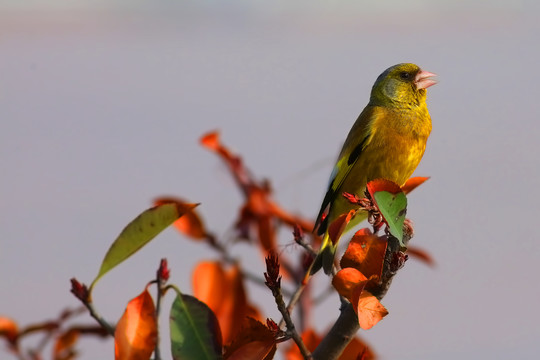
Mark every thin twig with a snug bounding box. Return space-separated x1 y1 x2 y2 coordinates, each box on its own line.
153 280 163 360
294 235 317 258
84 301 115 336
279 244 337 329
265 253 311 359
275 224 319 329
154 258 172 360
70 279 115 336
271 285 312 359
25 321 58 358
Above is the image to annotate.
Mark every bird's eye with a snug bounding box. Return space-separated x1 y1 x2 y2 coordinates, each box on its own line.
399 71 411 80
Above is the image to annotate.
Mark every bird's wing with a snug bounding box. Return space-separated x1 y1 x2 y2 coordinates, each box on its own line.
313 106 379 235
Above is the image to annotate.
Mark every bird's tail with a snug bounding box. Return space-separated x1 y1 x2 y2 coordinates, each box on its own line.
309 233 337 275
308 210 368 276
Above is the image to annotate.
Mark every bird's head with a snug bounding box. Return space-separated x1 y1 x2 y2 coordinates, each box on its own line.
369 63 437 108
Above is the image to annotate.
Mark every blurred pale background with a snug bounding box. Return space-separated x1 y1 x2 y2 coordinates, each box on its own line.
2 1 540 359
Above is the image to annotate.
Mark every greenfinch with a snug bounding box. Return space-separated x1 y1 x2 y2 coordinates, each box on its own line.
312 63 437 274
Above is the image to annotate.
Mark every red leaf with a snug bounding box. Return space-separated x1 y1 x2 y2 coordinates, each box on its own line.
366 179 402 196
257 215 276 253
244 187 277 252
201 131 315 261
115 287 157 360
340 229 387 286
267 201 314 234
200 131 221 151
401 176 430 194
328 210 357 246
223 318 276 360
200 131 252 191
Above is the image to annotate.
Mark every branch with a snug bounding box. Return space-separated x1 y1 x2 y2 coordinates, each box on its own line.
293 224 317 258
311 300 358 360
312 224 413 359
276 223 318 329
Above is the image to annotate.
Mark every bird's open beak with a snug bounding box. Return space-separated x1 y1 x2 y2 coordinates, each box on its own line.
415 70 437 90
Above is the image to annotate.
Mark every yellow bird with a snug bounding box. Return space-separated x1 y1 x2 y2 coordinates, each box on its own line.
312 63 437 274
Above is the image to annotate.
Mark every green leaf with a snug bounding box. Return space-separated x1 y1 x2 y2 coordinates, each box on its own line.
169 288 222 360
89 202 198 291
373 190 407 246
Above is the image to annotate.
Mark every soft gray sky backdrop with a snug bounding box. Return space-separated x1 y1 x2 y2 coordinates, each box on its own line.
2 1 539 359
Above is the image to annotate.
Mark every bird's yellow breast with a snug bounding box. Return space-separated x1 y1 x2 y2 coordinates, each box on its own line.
345 105 430 188
364 106 430 184
330 105 431 224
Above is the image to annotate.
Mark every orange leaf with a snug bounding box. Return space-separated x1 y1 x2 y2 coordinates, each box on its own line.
328 209 357 246
154 197 208 240
0 317 18 344
242 187 278 252
246 187 271 216
332 268 368 302
267 200 314 234
222 265 250 343
53 329 79 360
352 290 388 330
115 287 157 360
200 131 221 151
257 215 276 253
192 262 258 345
401 176 430 194
192 261 228 320
200 131 251 190
340 229 387 285
223 318 276 360
407 245 435 267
